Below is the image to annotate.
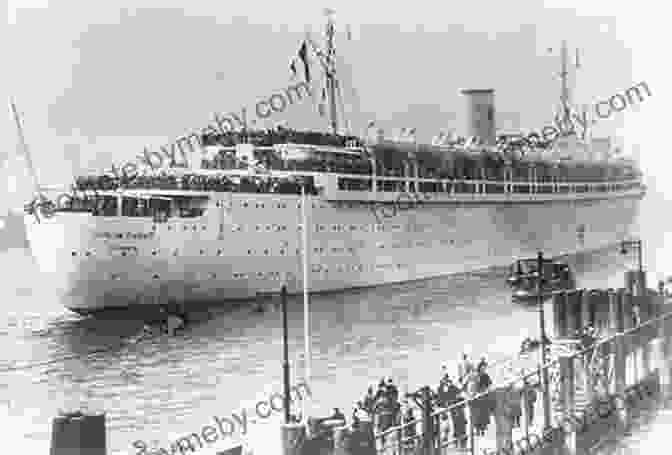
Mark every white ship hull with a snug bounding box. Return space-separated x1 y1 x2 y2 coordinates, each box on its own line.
23 184 643 314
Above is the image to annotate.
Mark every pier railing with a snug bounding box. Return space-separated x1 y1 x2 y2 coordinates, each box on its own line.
371 286 672 455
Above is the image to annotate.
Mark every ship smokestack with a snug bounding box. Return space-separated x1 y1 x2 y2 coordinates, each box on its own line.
461 89 496 146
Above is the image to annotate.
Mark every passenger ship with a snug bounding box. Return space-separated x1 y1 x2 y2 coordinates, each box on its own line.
18 15 645 314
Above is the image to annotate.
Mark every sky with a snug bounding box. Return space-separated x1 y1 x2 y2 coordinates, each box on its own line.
3 0 670 220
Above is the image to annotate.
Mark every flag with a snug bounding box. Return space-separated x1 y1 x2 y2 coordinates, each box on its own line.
298 41 310 83
290 59 297 78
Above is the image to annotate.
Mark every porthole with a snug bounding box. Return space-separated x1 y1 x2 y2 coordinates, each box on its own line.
152 274 160 280
243 202 249 208
264 249 269 255
193 226 197 231
116 234 123 239
210 273 216 279
202 226 206 230
248 249 253 255
183 226 188 231
280 249 285 255
121 252 127 257
85 251 91 257
173 250 179 256
168 226 172 231
200 250 205 255
152 250 157 256
217 249 223 255
71 251 77 256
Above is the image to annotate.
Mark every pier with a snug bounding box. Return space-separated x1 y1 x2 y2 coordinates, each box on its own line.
45 266 672 455
277 269 672 455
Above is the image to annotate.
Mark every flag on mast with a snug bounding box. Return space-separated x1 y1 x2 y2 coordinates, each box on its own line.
298 41 310 83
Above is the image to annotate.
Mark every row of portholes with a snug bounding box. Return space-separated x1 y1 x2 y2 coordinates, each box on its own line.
72 239 459 257
155 223 405 234
238 201 328 209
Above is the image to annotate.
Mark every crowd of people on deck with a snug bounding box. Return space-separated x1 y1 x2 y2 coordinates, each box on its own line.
73 174 319 195
201 127 364 149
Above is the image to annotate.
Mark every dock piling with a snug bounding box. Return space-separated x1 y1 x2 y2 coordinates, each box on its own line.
50 412 105 455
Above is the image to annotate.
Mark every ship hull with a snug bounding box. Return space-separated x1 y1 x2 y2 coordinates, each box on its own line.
24 190 643 314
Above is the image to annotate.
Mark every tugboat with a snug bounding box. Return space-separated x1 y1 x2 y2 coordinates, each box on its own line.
507 257 575 303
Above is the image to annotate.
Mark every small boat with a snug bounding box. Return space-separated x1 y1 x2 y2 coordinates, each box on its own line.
507 257 575 303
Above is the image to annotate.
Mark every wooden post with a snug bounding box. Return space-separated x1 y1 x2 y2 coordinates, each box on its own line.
493 387 513 454
553 291 568 339
657 296 672 404
567 290 582 337
421 386 433 455
280 423 306 455
559 355 576 455
581 289 594 405
609 290 630 432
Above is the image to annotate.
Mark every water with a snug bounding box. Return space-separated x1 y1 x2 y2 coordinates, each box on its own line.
1 183 670 455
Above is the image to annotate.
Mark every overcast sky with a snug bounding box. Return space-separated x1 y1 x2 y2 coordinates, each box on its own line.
3 0 668 201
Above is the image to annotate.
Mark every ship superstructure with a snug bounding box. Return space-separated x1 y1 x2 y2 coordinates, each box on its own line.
20 15 645 314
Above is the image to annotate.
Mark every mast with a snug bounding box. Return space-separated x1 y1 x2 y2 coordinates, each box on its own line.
324 9 339 134
560 40 571 120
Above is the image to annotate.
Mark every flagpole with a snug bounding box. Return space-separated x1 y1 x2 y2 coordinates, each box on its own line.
300 181 311 418
9 99 41 198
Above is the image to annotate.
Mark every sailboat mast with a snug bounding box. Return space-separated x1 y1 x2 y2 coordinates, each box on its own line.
324 13 338 134
560 40 572 120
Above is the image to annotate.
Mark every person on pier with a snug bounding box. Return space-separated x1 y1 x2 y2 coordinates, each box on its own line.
458 353 474 390
443 377 468 449
523 377 537 427
403 406 417 443
386 378 399 403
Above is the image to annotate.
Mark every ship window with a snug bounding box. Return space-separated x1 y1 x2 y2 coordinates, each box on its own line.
248 249 253 255
200 249 205 255
243 202 249 208
280 249 285 255
72 251 77 256
121 252 127 257
210 273 216 279
152 274 160 280
264 249 269 255
266 225 271 231
173 250 179 256
152 250 158 256
256 225 261 231
217 249 223 255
